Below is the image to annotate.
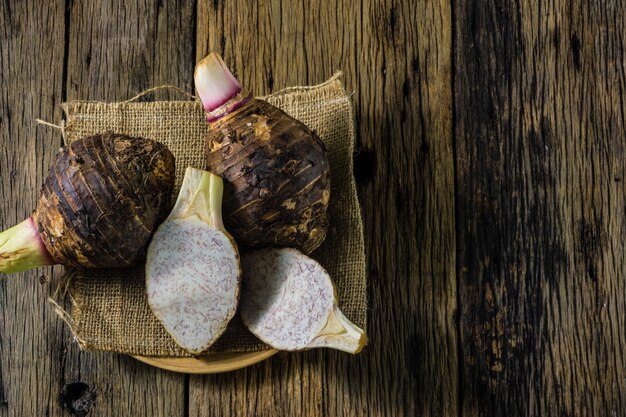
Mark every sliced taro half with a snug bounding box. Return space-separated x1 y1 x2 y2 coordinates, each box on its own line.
240 248 366 353
146 167 240 354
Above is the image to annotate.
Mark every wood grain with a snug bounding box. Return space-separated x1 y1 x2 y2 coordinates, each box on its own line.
193 1 456 417
455 1 626 415
0 2 67 416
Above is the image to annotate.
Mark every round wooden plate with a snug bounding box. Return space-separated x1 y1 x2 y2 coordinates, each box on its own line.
131 349 278 374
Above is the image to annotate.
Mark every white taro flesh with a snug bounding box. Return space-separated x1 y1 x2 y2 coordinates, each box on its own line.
146 168 240 354
240 248 366 353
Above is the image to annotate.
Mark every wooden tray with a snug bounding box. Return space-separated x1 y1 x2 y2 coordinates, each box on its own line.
132 349 278 374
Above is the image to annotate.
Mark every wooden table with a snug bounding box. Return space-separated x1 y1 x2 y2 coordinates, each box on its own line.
1 1 624 416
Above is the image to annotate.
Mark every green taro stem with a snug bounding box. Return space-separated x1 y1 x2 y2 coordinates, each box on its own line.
208 172 225 229
168 167 225 230
307 305 367 354
0 217 54 274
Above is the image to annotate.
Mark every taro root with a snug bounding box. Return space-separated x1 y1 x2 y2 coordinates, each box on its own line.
146 167 240 354
194 53 330 254
0 132 175 273
240 248 366 353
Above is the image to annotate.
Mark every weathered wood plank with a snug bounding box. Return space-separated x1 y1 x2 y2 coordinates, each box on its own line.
455 1 626 415
0 2 68 416
60 0 196 415
193 1 456 416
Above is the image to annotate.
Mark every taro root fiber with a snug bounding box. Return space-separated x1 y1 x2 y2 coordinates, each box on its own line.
0 132 175 273
194 53 330 254
146 167 240 354
240 248 366 354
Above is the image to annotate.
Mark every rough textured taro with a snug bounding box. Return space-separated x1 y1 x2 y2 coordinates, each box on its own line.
0 132 175 273
240 248 366 353
146 167 240 354
194 53 330 254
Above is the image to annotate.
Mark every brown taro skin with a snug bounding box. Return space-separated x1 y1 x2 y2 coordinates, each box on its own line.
32 132 175 268
206 98 330 254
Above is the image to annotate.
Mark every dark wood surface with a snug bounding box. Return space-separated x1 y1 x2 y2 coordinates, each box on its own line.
455 1 626 415
0 1 623 416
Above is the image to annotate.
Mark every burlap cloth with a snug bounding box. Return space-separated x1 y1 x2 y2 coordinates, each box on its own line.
51 74 366 357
